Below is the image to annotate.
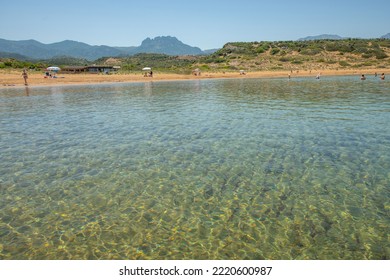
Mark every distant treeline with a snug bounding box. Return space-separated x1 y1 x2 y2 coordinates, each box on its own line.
0 56 90 70
0 58 46 70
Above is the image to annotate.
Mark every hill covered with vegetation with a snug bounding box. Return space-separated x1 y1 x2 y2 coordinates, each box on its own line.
201 38 390 72
1 39 389 73
82 39 390 73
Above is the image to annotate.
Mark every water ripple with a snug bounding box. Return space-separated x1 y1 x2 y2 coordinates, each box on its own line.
0 77 389 259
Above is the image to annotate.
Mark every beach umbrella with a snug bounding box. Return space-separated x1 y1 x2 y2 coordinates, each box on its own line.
47 66 61 72
142 67 151 71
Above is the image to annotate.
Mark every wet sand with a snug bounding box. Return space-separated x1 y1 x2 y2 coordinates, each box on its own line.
0 69 385 88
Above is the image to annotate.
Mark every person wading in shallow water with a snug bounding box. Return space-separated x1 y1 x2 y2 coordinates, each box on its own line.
22 69 28 86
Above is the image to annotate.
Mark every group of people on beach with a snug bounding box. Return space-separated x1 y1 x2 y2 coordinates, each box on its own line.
20 68 386 86
144 71 153 77
44 71 57 79
21 69 57 86
361 73 385 80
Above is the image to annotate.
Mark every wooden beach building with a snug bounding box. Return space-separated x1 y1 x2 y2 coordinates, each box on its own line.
61 66 88 73
61 65 120 74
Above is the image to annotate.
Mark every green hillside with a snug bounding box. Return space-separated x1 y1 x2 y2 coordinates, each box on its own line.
98 39 390 72
100 53 198 73
2 39 390 72
200 39 390 71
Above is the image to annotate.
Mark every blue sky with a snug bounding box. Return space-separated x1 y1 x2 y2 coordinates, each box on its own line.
1 0 389 49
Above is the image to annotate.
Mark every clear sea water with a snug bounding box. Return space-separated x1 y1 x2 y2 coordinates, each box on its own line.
0 76 389 259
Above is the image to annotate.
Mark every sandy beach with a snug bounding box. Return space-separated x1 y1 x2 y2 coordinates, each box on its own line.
0 69 385 88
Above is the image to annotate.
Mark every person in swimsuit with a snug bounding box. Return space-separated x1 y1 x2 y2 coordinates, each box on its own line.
22 69 28 85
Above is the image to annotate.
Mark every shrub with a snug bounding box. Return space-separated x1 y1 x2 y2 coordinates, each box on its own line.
339 61 350 67
256 47 266 53
362 53 374 58
260 43 271 50
279 57 290 62
291 60 303 64
374 50 388 59
300 48 322 55
199 64 210 71
270 48 280 55
216 57 226 63
354 47 369 54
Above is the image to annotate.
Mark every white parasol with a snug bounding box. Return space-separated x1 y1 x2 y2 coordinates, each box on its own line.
142 67 152 71
47 66 61 72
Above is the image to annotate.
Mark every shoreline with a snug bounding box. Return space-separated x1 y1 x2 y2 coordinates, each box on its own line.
0 69 386 88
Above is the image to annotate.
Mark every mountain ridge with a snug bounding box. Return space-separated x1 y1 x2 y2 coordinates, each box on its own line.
298 34 345 41
131 36 204 55
381 33 390 39
0 36 209 60
1 34 389 61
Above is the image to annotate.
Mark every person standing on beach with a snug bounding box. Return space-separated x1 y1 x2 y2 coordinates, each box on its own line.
380 73 385 80
22 69 28 85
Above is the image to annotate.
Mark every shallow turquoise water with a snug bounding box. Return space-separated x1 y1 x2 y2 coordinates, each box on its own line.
0 76 389 259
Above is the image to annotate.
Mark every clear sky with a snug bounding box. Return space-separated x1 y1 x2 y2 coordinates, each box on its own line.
1 0 389 50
